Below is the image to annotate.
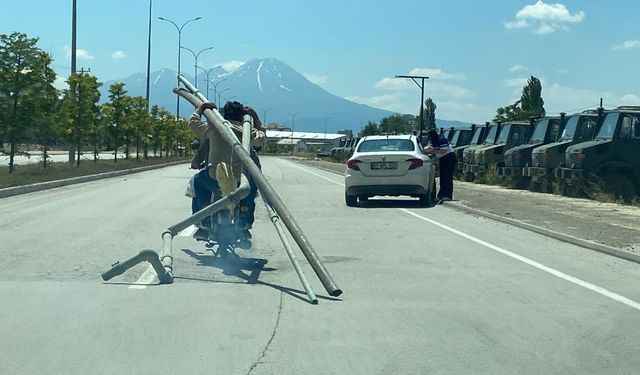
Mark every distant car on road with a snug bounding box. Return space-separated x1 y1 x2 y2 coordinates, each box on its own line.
344 134 436 207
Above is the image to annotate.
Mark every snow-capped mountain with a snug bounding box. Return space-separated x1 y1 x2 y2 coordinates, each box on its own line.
100 58 467 132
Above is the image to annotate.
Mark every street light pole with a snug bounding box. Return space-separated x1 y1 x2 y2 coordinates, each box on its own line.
71 0 77 75
211 78 227 106
145 0 152 112
195 65 221 101
395 74 429 134
180 46 214 89
261 107 272 125
288 112 300 156
158 16 202 119
218 87 230 107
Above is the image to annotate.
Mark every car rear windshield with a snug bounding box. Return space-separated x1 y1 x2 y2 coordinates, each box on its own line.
357 139 415 152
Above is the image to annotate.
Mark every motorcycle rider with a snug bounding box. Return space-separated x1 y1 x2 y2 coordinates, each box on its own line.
189 101 266 237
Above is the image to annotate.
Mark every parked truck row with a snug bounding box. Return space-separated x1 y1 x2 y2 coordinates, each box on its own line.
450 106 639 202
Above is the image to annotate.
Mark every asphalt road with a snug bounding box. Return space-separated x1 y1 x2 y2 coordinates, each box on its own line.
1 156 639 374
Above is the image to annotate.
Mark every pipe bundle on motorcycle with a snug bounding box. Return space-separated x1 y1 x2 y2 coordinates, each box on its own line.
102 75 341 302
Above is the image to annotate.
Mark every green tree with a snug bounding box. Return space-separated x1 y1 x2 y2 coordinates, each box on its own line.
30 52 61 168
379 114 414 134
126 96 150 160
424 98 437 130
0 32 52 173
494 76 545 123
360 121 379 136
105 82 129 163
60 71 102 166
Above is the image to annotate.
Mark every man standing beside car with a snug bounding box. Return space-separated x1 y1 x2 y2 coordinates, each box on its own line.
424 129 456 203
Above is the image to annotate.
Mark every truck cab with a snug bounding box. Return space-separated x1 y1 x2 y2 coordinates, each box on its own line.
467 122 532 180
559 106 640 201
501 115 564 186
462 123 499 180
525 110 602 192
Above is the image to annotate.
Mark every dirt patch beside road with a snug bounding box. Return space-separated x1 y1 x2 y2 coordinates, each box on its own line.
293 157 640 255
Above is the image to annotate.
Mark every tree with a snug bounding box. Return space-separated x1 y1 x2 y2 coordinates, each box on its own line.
0 32 53 173
379 114 414 134
424 98 437 130
494 75 545 123
126 96 149 160
60 71 102 167
105 82 129 163
360 121 379 136
30 52 62 168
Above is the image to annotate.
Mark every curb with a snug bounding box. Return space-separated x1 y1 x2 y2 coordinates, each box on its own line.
0 160 189 199
445 201 640 265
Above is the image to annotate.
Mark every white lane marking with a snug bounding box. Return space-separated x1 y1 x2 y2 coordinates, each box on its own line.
283 158 640 312
129 265 159 289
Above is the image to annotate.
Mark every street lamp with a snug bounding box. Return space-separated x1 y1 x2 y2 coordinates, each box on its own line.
217 88 230 107
211 78 227 106
181 46 214 88
145 0 153 112
195 65 222 101
395 74 429 134
260 107 272 125
158 15 202 119
288 112 300 156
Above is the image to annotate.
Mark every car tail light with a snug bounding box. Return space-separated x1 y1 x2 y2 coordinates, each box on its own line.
407 158 423 170
347 159 361 170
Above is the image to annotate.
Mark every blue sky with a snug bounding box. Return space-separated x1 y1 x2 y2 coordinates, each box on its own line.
1 0 639 123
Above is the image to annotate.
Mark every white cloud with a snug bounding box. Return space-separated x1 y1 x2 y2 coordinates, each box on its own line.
302 72 329 85
346 93 404 112
613 40 640 50
509 64 527 72
505 1 585 34
111 50 127 60
408 68 466 80
217 60 245 72
544 83 640 113
505 77 529 88
53 75 68 90
374 77 412 91
429 82 474 100
63 46 94 60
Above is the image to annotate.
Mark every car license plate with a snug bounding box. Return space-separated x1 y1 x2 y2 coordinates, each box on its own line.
370 162 397 170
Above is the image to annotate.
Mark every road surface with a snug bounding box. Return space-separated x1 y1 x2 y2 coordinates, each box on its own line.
1 156 638 374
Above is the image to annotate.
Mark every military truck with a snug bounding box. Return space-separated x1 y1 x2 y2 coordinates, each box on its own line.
331 138 348 160
500 115 565 188
462 123 501 181
559 106 640 202
524 109 602 192
466 121 533 181
456 123 490 175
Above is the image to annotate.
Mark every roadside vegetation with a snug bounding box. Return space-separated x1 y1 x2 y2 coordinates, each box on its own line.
0 32 192 177
0 155 189 189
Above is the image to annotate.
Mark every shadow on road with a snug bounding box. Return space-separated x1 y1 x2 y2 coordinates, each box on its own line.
356 198 436 209
178 248 340 304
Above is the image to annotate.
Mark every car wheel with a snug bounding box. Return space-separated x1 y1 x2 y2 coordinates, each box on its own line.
345 193 357 207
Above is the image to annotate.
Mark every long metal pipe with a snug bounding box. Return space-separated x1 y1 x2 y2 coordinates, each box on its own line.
101 249 173 284
174 76 342 297
264 201 317 304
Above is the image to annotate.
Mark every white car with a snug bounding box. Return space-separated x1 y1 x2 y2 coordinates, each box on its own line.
344 134 436 207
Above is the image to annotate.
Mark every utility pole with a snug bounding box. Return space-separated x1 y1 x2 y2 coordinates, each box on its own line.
289 112 299 156
71 0 77 75
75 67 91 167
261 107 272 125
395 74 429 134
145 0 152 112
